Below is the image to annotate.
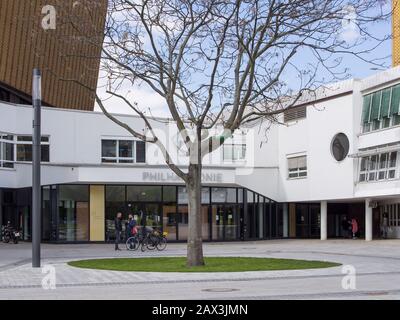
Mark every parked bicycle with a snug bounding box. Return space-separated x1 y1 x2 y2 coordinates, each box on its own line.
126 227 167 252
1 223 21 244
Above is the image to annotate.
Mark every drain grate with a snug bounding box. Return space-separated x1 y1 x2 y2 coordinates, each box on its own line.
202 288 240 293
363 291 389 296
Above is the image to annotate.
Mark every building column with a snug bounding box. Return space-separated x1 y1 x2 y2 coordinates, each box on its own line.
365 198 373 241
320 201 327 240
283 203 289 238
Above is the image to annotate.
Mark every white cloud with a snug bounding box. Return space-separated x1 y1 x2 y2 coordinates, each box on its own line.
95 71 171 117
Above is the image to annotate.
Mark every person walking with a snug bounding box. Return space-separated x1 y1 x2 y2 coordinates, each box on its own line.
351 218 358 239
381 213 389 239
114 212 123 251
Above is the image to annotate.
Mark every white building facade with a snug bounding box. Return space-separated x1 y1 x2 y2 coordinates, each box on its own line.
1 67 400 242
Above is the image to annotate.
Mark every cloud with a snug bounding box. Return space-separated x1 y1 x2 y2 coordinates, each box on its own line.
95 71 171 117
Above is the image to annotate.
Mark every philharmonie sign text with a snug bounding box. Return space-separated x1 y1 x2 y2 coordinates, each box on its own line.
142 172 223 183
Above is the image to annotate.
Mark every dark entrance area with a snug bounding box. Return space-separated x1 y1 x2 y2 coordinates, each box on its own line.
327 202 365 238
0 188 32 240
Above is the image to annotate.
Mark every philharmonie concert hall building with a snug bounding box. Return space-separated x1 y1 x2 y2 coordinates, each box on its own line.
1 1 400 243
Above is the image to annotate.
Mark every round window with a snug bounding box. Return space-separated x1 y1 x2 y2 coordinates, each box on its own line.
331 133 349 161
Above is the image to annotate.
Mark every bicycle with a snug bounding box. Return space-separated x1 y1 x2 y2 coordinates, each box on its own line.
125 228 152 252
126 229 168 251
146 229 168 251
125 234 140 251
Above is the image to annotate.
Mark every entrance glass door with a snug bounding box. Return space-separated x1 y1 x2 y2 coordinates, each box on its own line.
212 205 224 240
212 205 239 240
225 205 238 240
18 206 30 241
163 203 178 241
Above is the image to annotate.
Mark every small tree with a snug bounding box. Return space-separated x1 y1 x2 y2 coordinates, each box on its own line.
47 0 390 266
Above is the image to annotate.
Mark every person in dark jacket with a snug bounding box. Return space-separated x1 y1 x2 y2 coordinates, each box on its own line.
125 214 137 239
114 212 123 251
341 216 350 238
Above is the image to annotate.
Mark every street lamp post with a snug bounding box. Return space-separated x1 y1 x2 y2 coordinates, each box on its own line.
32 69 42 268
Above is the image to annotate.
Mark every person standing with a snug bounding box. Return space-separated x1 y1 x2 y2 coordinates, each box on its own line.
381 213 389 239
351 218 358 239
341 216 349 238
126 214 136 239
114 212 123 251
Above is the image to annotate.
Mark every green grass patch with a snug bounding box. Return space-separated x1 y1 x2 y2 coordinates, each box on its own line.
67 257 340 272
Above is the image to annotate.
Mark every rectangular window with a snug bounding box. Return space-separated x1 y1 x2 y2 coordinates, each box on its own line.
368 155 378 181
287 155 307 179
0 133 49 167
223 144 246 162
284 105 307 123
0 134 14 168
388 152 397 179
101 139 145 164
391 85 400 116
362 83 400 132
359 157 368 182
359 152 397 182
136 141 146 163
378 153 388 180
16 135 50 162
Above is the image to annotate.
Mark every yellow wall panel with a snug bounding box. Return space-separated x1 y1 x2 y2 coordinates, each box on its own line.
394 0 400 66
90 185 105 241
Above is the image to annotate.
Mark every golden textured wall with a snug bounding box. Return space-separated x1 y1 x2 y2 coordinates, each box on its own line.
0 0 106 110
90 185 105 241
394 0 400 66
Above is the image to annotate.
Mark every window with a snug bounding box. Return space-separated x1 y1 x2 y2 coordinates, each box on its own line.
127 186 162 202
359 152 397 182
362 84 400 132
16 136 50 162
284 105 307 123
359 157 368 182
223 144 246 162
288 155 307 179
379 204 400 227
101 139 145 163
0 133 14 168
136 141 146 163
58 185 89 241
0 133 49 167
331 133 350 161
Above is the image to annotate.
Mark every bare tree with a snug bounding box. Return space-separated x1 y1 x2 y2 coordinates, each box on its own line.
43 0 390 266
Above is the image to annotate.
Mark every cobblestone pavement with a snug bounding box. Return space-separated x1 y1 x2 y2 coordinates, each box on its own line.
0 239 399 299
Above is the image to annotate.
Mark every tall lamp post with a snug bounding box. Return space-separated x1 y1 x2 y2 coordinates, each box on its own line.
32 69 42 268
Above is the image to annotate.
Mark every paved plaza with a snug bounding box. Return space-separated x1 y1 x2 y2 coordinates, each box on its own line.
0 239 399 299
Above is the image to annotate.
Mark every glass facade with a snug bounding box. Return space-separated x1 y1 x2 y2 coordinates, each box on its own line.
295 203 321 238
102 185 283 242
58 185 89 241
1 184 286 243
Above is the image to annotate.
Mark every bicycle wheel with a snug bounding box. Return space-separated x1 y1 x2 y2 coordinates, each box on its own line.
140 237 147 252
126 237 139 251
146 235 157 250
156 237 167 251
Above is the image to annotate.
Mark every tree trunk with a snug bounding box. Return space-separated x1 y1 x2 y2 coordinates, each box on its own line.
186 162 205 267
